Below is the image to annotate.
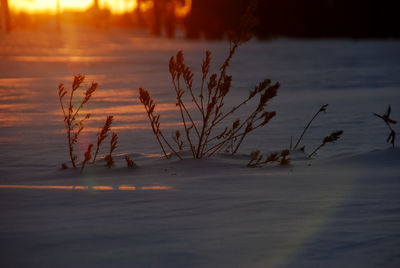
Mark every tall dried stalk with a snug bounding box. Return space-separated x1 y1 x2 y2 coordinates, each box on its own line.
139 0 279 159
105 132 118 168
139 88 182 160
58 75 97 168
293 104 328 150
93 115 114 163
81 144 93 173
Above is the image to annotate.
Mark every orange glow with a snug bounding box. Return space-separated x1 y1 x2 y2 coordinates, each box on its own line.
139 1 154 12
119 185 137 190
9 0 191 16
174 0 191 18
99 0 138 14
11 55 115 63
74 186 89 190
0 185 171 191
92 186 113 190
10 0 138 15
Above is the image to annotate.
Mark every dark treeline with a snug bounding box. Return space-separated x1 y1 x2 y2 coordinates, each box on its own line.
184 0 400 39
3 0 399 39
0 0 11 32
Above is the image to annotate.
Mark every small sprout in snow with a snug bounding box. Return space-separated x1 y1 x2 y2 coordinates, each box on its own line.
279 149 291 166
173 130 184 151
125 156 136 168
61 163 68 170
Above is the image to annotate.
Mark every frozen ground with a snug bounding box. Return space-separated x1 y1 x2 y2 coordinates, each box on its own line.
0 25 399 267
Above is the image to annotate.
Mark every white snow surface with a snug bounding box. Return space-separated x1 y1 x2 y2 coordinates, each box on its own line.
0 26 400 267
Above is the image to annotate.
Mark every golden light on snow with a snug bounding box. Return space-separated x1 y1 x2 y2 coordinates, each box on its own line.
141 186 172 190
119 185 137 190
92 186 114 191
0 185 171 191
74 186 89 190
0 185 74 190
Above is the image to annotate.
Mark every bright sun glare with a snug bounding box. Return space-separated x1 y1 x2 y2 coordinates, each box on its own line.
10 0 138 14
9 0 192 16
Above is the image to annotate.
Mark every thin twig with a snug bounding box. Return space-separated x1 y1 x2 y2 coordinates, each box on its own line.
294 104 328 150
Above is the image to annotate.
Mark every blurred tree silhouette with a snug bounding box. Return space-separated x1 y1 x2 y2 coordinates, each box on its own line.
184 0 400 39
4 0 399 38
0 0 11 32
185 0 249 39
151 0 178 38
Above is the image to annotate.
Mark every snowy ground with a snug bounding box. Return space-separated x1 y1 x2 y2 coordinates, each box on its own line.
0 25 400 267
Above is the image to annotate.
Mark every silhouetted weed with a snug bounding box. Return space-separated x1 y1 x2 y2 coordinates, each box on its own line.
105 132 118 168
81 144 93 173
293 104 328 150
125 156 136 168
139 87 182 160
247 149 290 167
173 130 184 151
308 130 343 158
374 105 397 148
93 115 114 164
58 74 97 168
58 75 130 171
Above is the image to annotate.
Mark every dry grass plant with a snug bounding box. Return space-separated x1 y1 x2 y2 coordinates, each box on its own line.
247 149 290 167
58 75 127 170
139 1 279 159
58 75 97 168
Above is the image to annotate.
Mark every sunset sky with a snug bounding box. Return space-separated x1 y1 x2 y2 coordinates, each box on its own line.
10 0 145 14
9 0 192 17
